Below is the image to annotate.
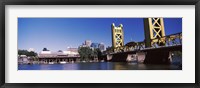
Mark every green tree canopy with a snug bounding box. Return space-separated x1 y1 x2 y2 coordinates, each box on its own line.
78 47 103 61
18 50 37 57
78 47 92 61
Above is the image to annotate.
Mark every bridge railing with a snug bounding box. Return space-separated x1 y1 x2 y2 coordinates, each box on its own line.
105 32 182 54
151 32 182 48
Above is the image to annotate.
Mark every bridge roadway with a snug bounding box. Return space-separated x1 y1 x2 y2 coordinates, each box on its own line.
102 45 182 64
108 45 182 55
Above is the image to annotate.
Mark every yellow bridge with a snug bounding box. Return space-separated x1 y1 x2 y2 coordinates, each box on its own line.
103 18 182 64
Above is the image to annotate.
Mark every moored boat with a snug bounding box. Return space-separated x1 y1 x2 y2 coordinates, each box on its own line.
60 61 67 64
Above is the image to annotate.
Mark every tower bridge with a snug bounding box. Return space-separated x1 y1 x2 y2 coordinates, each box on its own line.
102 18 182 64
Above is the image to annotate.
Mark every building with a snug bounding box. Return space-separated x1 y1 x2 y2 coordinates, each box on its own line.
39 51 58 57
63 48 79 56
79 40 105 52
28 48 35 52
38 48 80 64
91 43 99 49
39 48 79 57
85 40 92 47
98 43 105 51
79 40 92 48
18 55 33 64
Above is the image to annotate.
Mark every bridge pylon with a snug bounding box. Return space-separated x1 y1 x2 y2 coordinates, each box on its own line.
144 18 166 48
111 23 124 51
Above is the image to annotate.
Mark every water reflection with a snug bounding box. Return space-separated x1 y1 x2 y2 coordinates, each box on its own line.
18 62 182 70
62 64 79 70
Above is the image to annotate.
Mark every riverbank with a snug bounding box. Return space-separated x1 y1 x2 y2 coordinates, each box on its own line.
18 59 104 65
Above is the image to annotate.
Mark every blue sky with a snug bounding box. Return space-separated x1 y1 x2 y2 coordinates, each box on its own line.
18 18 182 53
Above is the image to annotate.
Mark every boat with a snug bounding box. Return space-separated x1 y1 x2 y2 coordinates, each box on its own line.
60 61 67 64
49 62 54 64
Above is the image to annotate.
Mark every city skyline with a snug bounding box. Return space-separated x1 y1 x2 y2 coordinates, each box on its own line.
18 18 182 53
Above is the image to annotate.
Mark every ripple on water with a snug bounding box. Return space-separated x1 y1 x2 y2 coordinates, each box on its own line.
18 62 182 70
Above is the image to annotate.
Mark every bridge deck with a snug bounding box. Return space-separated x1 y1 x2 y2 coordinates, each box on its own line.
107 45 182 55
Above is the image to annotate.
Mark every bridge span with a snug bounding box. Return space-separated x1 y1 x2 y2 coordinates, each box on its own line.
102 18 182 64
101 45 181 64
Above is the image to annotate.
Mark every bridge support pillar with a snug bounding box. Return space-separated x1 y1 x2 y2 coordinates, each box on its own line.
126 54 136 62
107 54 113 61
144 50 170 64
137 52 146 63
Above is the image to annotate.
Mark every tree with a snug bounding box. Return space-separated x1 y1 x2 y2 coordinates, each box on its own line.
78 47 104 62
96 48 102 60
18 49 27 55
78 47 93 61
106 46 114 53
27 51 38 56
18 50 37 57
93 48 100 58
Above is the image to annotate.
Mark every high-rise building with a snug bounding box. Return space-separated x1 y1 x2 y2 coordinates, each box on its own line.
63 48 79 56
98 43 105 51
91 43 99 49
85 40 92 47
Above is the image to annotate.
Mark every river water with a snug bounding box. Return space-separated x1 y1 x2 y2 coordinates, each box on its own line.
18 62 182 70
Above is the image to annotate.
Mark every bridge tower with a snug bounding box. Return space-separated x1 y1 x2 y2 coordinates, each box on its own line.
144 18 166 47
111 23 124 49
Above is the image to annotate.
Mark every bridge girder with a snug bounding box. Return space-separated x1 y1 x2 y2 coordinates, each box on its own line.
108 18 182 54
106 33 182 54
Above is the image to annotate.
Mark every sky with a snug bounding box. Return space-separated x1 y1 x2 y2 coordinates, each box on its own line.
18 18 182 53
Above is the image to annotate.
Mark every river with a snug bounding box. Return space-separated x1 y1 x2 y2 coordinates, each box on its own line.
18 62 182 70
